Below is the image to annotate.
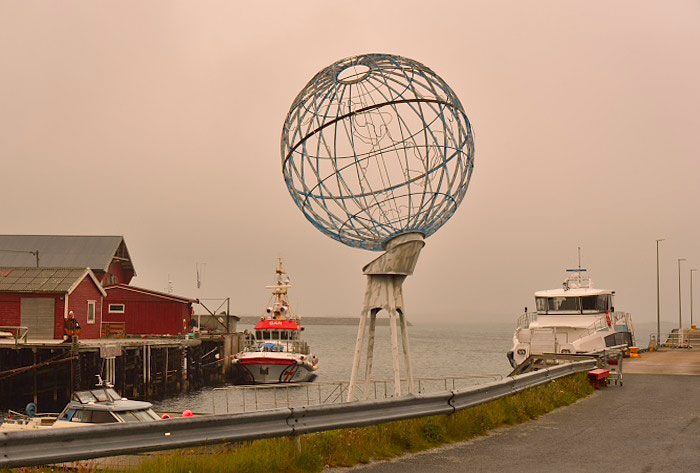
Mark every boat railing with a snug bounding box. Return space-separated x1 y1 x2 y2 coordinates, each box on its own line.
0 326 28 348
516 312 538 329
210 375 503 414
240 337 311 355
663 329 693 348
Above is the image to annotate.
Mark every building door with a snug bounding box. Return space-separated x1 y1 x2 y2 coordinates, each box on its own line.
21 298 55 339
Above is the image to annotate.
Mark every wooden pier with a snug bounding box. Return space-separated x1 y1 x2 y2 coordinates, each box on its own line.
0 334 240 412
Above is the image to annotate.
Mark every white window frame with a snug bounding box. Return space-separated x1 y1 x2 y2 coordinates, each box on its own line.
87 300 96 324
108 304 125 314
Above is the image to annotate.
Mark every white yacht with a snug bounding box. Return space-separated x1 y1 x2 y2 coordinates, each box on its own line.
507 269 635 369
231 259 319 384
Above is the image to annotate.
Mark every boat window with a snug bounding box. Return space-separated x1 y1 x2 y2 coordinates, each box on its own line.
546 297 580 313
535 297 547 313
116 409 158 423
581 295 611 313
73 410 117 423
262 331 270 340
281 331 289 340
271 330 280 339
91 410 119 423
91 390 110 402
58 409 77 421
73 391 98 404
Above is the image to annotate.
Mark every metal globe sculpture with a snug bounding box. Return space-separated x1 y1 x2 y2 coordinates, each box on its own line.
281 53 474 251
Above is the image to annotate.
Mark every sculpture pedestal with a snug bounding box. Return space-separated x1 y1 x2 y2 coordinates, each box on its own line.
347 233 425 401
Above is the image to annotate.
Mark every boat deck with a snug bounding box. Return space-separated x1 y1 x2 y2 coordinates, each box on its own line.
624 348 700 376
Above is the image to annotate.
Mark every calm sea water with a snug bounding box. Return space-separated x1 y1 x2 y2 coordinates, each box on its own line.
152 321 515 413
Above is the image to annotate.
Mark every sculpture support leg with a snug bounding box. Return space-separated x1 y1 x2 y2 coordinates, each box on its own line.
399 309 414 394
389 297 402 397
363 309 377 400
347 308 369 402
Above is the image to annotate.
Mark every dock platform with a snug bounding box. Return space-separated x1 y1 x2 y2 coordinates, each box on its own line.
624 348 700 376
0 334 240 412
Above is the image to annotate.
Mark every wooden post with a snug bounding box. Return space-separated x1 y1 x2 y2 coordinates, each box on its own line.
32 348 38 406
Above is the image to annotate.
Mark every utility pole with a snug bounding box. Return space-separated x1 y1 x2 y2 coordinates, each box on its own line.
678 258 686 341
656 239 664 344
691 269 698 329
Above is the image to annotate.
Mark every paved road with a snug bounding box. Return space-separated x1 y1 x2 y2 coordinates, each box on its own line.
335 375 700 473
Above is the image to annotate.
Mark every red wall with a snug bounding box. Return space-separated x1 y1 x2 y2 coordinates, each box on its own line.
64 277 104 339
103 287 192 336
0 293 65 339
100 261 131 286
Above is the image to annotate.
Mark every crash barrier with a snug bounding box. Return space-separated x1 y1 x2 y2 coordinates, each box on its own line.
0 359 596 468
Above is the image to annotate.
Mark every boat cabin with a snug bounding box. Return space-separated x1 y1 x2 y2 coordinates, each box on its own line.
534 290 613 315
534 272 614 315
55 387 159 425
254 319 302 341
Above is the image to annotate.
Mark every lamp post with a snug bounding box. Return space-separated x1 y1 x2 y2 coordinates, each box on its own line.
678 258 686 338
656 239 664 344
691 269 698 329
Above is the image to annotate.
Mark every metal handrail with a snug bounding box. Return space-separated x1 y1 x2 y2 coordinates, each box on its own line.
211 375 504 413
0 326 29 347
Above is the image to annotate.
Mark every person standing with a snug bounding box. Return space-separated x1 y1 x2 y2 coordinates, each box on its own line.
63 310 81 343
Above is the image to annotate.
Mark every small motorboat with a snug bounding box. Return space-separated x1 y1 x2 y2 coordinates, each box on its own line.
0 380 161 431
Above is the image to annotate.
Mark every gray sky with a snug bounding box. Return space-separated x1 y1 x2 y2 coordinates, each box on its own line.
1 1 699 326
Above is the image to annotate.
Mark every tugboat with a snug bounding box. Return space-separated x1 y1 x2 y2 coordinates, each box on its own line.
231 259 319 384
508 266 635 369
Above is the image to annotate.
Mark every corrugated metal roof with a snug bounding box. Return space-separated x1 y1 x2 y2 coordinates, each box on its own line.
0 267 88 293
0 235 126 273
105 284 198 304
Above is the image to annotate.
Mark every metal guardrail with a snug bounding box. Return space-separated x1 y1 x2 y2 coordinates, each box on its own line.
0 360 596 468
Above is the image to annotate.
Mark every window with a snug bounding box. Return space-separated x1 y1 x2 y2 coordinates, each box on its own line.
581 295 611 313
87 301 96 324
546 297 580 313
108 304 125 314
536 297 548 313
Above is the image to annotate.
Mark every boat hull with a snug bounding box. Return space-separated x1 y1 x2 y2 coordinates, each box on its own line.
232 359 317 384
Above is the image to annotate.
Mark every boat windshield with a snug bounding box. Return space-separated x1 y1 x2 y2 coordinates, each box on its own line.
58 409 119 423
536 295 611 314
114 409 160 422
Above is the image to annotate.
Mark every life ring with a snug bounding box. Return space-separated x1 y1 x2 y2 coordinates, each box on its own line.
605 312 612 328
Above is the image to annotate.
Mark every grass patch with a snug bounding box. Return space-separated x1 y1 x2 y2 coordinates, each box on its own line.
7 374 593 473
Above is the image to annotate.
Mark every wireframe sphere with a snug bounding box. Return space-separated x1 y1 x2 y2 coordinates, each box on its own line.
281 53 474 251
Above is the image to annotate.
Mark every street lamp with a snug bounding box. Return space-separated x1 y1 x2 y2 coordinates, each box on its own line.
656 239 664 344
678 258 686 337
691 269 698 329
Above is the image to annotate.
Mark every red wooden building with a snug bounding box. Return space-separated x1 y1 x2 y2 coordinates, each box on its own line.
102 284 197 336
0 267 106 340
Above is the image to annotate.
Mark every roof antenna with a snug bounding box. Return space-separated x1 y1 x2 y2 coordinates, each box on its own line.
578 246 582 277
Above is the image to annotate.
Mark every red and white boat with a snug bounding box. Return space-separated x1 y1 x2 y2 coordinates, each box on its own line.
231 260 319 384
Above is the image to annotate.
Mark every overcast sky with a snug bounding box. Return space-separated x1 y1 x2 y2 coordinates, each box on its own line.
1 1 699 327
